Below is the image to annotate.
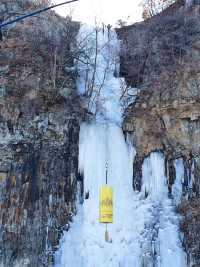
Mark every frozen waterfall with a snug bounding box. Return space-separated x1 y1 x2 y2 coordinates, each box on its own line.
55 25 186 267
141 153 186 267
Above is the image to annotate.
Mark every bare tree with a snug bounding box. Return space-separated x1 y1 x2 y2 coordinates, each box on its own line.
35 0 51 5
141 0 176 19
75 24 116 114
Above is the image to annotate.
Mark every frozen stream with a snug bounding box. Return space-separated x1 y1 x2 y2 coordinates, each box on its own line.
55 26 186 267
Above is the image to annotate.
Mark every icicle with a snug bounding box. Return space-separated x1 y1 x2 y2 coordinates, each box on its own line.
185 0 193 7
142 152 167 200
173 158 184 205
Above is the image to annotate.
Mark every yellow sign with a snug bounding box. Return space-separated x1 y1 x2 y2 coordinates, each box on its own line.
99 186 113 223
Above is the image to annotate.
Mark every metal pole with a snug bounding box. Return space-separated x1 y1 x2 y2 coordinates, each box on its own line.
0 0 79 29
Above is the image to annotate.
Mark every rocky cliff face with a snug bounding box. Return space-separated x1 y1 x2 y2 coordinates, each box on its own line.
117 2 200 266
0 1 85 266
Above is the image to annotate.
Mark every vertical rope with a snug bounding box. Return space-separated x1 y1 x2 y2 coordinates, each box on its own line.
105 123 109 185
105 123 109 242
105 223 109 242
106 162 108 185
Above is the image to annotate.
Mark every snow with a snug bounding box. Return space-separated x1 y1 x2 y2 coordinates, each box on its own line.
0 130 23 145
55 25 186 267
158 199 186 267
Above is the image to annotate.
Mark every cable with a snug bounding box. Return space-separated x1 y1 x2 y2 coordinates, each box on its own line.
105 122 109 185
0 0 79 29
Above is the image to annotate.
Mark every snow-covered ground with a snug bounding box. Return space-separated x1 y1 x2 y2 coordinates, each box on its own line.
54 26 186 267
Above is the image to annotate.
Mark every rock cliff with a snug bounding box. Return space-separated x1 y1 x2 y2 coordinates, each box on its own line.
0 1 85 266
117 1 200 266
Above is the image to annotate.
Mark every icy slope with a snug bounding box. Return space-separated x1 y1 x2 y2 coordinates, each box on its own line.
55 25 186 267
55 123 149 267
